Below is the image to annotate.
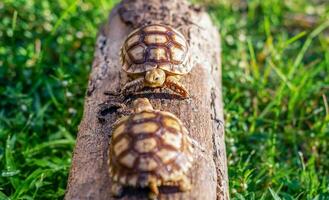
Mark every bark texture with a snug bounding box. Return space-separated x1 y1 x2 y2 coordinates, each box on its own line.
65 0 229 199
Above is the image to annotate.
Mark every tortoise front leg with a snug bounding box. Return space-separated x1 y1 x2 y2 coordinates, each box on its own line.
122 77 145 96
111 182 124 197
148 179 159 200
164 76 189 98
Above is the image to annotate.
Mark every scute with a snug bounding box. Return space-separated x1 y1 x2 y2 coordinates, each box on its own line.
121 24 190 75
138 156 158 171
159 63 189 75
175 153 193 173
129 45 145 62
144 34 168 44
119 152 137 168
156 148 178 163
144 25 167 32
162 116 182 132
162 131 182 149
128 175 138 186
109 108 193 188
125 63 157 74
147 47 167 61
112 123 126 140
133 112 157 121
114 136 130 156
172 34 187 47
135 137 157 153
170 46 185 63
126 34 140 47
132 122 159 134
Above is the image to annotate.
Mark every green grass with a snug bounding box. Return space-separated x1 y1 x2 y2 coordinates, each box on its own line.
0 0 328 199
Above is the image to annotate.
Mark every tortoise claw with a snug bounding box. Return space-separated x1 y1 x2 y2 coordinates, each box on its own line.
122 77 145 96
104 90 121 96
149 180 159 200
111 182 124 197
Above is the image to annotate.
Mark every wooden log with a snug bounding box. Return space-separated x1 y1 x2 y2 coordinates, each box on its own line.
65 0 229 199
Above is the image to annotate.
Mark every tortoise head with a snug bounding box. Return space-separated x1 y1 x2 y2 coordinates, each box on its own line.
133 98 154 113
144 68 166 88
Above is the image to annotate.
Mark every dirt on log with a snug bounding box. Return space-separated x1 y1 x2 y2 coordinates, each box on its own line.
65 0 229 199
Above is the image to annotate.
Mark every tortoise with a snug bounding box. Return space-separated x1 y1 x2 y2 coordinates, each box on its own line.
109 98 194 199
120 24 192 98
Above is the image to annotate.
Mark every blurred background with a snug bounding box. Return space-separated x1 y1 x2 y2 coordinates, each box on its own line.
0 0 328 199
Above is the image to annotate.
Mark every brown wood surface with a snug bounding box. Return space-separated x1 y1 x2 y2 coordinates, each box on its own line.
65 0 229 199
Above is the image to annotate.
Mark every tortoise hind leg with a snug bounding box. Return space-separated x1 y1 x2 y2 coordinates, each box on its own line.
148 179 159 200
164 76 189 98
122 77 145 96
104 78 144 97
111 182 124 197
178 175 192 192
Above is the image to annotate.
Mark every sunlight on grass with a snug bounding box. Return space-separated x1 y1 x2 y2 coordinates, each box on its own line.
0 0 119 199
205 0 329 199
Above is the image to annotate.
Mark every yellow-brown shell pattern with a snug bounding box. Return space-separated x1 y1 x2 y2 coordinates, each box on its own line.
109 110 193 187
121 24 191 75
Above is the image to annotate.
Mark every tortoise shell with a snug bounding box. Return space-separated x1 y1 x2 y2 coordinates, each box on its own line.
120 24 191 75
109 109 193 188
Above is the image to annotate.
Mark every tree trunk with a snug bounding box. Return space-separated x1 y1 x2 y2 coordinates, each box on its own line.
65 0 229 199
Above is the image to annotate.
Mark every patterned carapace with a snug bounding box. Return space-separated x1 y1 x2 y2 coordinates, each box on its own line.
109 98 194 199
119 24 192 98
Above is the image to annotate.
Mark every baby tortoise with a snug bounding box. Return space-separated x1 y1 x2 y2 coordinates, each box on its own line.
120 24 192 98
109 98 194 199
